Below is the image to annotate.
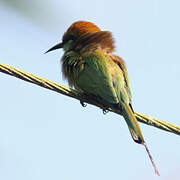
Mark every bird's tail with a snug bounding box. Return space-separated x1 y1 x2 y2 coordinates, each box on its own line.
120 102 160 176
121 102 144 144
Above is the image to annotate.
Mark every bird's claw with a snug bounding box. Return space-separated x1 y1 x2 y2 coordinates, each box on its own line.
103 109 109 114
80 101 87 107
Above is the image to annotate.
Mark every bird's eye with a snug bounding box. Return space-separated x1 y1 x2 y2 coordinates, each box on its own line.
63 35 75 43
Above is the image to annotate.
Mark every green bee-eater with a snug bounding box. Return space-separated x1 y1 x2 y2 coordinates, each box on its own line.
46 21 159 175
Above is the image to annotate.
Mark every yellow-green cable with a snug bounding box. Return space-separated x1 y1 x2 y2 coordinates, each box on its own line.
0 63 180 136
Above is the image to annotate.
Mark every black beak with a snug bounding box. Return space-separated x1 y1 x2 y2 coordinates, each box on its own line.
45 42 63 54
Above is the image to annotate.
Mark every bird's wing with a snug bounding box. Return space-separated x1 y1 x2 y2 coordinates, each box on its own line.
108 54 145 144
110 55 132 104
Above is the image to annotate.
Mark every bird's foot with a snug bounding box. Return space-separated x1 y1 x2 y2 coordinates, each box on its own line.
103 109 109 114
80 101 87 107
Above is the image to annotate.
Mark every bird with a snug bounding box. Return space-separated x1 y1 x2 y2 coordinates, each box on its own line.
45 21 159 175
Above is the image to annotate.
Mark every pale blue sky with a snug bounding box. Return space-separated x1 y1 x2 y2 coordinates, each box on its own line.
0 1 180 180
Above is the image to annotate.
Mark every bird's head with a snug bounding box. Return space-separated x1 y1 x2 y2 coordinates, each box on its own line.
45 21 101 53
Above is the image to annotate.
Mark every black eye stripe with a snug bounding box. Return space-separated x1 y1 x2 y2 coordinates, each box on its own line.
63 35 75 43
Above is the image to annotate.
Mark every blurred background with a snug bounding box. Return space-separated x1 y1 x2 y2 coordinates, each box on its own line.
0 0 180 179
